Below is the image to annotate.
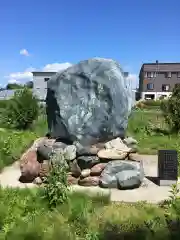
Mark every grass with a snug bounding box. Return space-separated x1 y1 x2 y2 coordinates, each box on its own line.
0 105 180 171
1 100 180 239
0 187 179 239
0 114 47 171
127 108 180 155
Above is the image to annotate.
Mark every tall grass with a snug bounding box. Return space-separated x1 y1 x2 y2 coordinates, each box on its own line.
0 187 180 239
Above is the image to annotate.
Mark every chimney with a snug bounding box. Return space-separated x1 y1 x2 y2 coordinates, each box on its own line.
156 60 158 64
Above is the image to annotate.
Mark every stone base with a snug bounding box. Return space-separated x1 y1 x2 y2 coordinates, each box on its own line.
159 179 177 186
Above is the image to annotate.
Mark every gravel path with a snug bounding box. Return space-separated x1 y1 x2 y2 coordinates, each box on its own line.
0 161 36 189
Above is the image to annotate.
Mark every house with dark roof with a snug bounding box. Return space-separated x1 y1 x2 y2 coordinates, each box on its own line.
139 61 180 100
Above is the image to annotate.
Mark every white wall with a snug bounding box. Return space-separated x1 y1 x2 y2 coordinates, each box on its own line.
33 72 56 100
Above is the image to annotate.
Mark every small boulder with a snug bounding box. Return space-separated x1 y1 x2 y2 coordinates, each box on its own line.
81 169 91 178
67 175 79 185
90 163 107 176
37 144 53 160
123 137 138 153
78 176 99 186
20 150 40 182
69 159 81 177
128 153 142 162
117 170 142 189
99 160 144 189
77 156 100 169
123 137 138 146
64 145 76 161
33 177 43 185
74 141 102 156
39 160 51 178
53 141 67 150
97 149 128 160
105 137 131 152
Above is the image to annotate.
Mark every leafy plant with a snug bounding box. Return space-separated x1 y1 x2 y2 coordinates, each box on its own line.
161 84 180 133
1 88 39 130
42 152 69 208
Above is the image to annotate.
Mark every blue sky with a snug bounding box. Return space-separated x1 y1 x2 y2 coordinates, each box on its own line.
0 0 180 88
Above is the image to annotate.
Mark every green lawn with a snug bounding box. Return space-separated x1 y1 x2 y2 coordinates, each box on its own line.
0 115 47 171
128 109 180 155
0 104 180 239
0 107 179 171
0 187 179 239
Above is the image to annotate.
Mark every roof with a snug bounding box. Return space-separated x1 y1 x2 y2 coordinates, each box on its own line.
140 62 180 72
32 71 57 74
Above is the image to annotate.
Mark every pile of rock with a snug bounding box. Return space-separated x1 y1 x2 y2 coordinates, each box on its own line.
20 57 144 190
20 136 144 190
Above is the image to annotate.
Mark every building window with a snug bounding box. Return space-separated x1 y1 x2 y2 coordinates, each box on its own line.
147 72 155 78
144 72 147 78
44 78 50 82
162 84 170 92
177 72 180 78
147 72 151 78
166 72 171 78
147 83 154 90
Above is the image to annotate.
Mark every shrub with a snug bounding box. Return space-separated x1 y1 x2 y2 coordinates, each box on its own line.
1 88 39 130
142 100 162 107
42 153 69 208
161 84 180 133
0 99 9 109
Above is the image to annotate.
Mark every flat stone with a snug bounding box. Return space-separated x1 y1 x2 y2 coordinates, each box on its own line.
77 156 100 170
78 176 100 187
74 141 100 156
90 163 107 176
123 137 138 145
105 137 131 152
128 153 142 162
81 169 91 178
97 149 128 160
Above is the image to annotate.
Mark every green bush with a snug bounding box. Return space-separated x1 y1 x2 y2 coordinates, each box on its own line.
161 84 180 133
42 153 69 208
1 88 39 130
0 99 9 109
142 100 162 107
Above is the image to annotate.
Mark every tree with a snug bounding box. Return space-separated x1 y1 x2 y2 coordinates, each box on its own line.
161 84 180 133
25 81 33 88
6 83 23 90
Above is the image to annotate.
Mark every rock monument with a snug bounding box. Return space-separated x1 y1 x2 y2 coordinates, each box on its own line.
20 58 144 189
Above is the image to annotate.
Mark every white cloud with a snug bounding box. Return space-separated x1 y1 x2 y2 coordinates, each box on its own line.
6 62 138 88
5 63 72 84
126 73 138 89
20 49 30 57
127 73 138 82
42 62 72 72
8 79 20 84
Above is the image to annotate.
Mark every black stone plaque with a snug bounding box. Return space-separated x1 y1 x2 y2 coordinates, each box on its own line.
158 150 178 181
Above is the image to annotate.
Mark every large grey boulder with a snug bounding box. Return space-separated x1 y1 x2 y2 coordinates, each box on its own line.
99 160 144 189
46 58 134 146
